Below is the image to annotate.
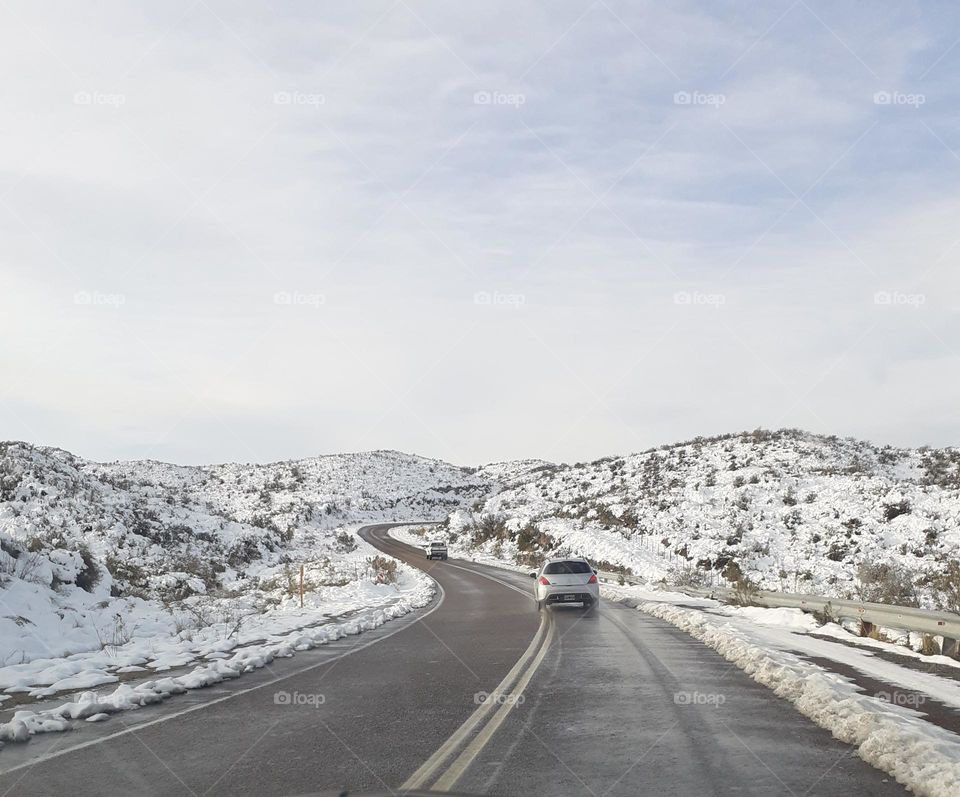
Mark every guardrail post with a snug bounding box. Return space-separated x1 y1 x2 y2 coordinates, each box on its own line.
942 636 960 658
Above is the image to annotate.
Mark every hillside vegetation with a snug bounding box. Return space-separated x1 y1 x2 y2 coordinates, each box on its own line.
442 430 960 608
0 443 486 666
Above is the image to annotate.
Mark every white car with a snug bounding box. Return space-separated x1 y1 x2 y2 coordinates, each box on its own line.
425 541 448 560
530 557 599 610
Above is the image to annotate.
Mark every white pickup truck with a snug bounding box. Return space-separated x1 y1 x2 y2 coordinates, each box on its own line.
425 541 448 561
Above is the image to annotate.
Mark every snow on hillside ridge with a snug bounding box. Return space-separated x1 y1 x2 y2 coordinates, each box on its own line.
436 429 960 608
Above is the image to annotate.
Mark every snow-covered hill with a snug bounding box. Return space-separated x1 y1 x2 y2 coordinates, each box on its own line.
0 442 488 682
5 428 960 705
439 430 960 607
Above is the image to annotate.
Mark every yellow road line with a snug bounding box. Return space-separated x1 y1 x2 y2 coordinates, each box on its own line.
430 617 555 791
401 613 551 790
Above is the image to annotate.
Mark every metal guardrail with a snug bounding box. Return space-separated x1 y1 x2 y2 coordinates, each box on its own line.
595 571 960 650
596 570 643 586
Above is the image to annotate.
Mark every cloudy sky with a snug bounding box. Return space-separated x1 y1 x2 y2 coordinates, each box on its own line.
1 1 959 466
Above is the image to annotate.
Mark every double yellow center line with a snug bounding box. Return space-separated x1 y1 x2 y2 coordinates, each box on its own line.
401 612 555 791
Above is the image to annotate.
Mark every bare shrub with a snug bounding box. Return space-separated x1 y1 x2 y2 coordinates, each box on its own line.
859 622 893 643
929 560 960 614
472 514 509 546
732 576 760 606
173 601 217 630
15 551 47 584
96 613 133 653
723 560 759 605
218 606 247 639
856 562 918 606
515 522 554 567
368 555 398 584
670 564 709 589
811 601 834 625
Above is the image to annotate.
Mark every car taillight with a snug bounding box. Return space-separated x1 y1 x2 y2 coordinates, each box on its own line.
538 576 550 585
587 574 597 584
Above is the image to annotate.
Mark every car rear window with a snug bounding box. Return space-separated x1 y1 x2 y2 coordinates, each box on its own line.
544 560 591 574
431 542 446 548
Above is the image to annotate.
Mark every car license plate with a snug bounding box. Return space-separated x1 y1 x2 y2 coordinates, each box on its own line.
563 594 575 601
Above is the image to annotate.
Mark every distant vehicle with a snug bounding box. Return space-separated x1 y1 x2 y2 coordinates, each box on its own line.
425 541 448 560
530 557 599 610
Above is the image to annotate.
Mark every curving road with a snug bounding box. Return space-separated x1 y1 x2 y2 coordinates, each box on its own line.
0 523 906 796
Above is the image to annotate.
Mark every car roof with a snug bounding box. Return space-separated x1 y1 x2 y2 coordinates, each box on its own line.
543 556 589 563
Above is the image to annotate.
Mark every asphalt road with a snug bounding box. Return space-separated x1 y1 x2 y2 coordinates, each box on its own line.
0 523 906 796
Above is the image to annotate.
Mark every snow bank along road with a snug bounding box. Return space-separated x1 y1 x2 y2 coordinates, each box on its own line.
0 524 906 796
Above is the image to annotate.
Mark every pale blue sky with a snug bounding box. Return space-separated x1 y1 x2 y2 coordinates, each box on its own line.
2 2 959 465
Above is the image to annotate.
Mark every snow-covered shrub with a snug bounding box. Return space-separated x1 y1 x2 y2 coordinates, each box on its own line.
333 530 357 552
883 499 912 522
